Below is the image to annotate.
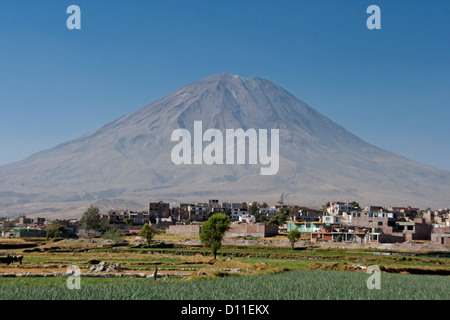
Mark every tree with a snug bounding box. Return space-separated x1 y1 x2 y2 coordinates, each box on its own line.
351 201 360 209
287 229 301 250
249 203 258 216
261 202 269 208
46 223 65 239
269 212 288 226
103 226 123 244
199 213 230 259
80 205 101 235
1 220 15 234
139 223 159 246
123 217 133 230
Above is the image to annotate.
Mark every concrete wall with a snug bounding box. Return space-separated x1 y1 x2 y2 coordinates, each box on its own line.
166 225 201 235
379 233 405 243
225 223 278 238
166 223 278 238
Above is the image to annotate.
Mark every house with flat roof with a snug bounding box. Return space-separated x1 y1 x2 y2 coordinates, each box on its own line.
287 221 324 233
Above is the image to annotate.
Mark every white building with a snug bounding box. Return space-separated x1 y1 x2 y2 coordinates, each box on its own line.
239 214 256 224
321 215 341 225
230 209 248 221
327 202 355 216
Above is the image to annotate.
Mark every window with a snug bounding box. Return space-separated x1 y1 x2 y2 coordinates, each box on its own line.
407 225 414 231
357 213 361 217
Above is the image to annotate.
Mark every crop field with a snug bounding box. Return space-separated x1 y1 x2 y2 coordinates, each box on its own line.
0 269 449 300
1 236 449 300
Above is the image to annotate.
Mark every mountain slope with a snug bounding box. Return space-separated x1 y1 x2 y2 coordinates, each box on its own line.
0 73 449 217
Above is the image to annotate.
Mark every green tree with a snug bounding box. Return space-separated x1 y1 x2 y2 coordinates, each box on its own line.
351 201 360 209
46 223 65 240
199 213 231 259
1 220 15 234
103 226 123 244
123 217 133 230
249 203 258 216
287 229 301 250
261 202 269 208
269 213 288 226
139 223 159 246
80 205 102 235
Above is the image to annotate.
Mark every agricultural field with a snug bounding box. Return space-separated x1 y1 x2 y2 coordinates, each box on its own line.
1 234 449 300
0 269 449 300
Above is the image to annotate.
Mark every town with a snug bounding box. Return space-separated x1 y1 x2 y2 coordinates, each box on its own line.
1 199 449 246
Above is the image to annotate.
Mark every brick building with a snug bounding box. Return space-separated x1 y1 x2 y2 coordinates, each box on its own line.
431 227 450 245
148 201 170 219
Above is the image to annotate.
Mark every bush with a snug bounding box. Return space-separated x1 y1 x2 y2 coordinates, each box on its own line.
103 227 123 244
287 229 301 249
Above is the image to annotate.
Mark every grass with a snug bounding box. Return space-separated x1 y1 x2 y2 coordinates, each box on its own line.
0 269 448 300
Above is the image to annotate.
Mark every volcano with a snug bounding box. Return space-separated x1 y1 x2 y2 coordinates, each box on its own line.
1 73 449 217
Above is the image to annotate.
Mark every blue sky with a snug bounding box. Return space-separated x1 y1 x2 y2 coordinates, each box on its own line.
0 0 449 170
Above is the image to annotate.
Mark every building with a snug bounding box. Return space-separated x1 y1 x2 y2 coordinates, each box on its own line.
230 208 249 221
311 226 378 243
287 221 324 233
321 215 341 225
384 218 433 241
18 216 33 226
148 201 170 219
388 206 419 219
129 211 150 225
327 202 356 216
183 203 211 222
101 210 127 224
351 216 434 243
431 227 450 245
13 227 46 238
238 214 256 224
259 207 278 220
350 211 398 232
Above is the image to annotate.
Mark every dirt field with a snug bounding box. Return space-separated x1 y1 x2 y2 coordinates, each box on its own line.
1 234 449 280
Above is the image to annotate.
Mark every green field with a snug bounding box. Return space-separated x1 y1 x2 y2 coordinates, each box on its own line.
1 269 448 300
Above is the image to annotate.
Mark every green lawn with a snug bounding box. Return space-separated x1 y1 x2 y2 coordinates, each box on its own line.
1 269 448 300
